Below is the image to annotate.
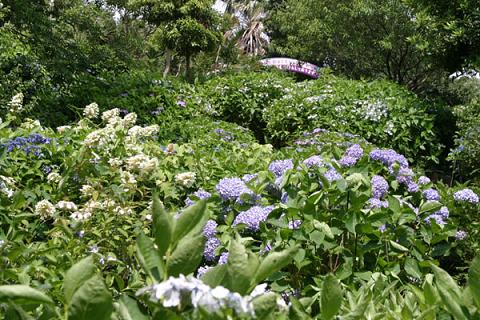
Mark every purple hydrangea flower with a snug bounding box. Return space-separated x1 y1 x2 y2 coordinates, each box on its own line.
197 266 212 278
423 188 441 201
269 159 294 178
394 167 414 184
203 220 218 239
216 178 253 201
371 175 389 199
379 224 387 233
242 173 258 183
424 214 446 225
288 220 302 230
368 198 389 209
281 192 289 204
218 252 229 265
369 149 409 168
418 176 431 185
186 189 212 207
177 100 186 108
435 206 449 219
303 155 323 168
204 237 220 262
407 181 419 193
232 205 274 232
339 144 363 167
455 230 468 241
454 188 479 204
324 168 342 182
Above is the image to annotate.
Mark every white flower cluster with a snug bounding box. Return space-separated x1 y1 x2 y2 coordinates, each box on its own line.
0 176 15 198
56 201 78 211
113 206 133 215
175 172 196 188
35 200 56 219
127 125 160 141
47 172 61 184
120 171 137 191
353 99 388 122
125 153 159 174
137 275 274 317
83 102 99 119
56 125 71 133
9 93 24 114
80 184 96 197
384 121 395 136
20 118 42 130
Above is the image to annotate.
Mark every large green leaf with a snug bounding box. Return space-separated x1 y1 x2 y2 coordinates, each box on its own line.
225 237 260 295
468 255 480 308
252 292 280 320
64 256 96 304
0 285 53 305
254 246 297 285
171 200 207 245
136 233 164 281
431 264 468 320
167 233 205 277
68 275 113 320
116 295 148 320
320 274 342 320
152 195 173 257
201 265 227 288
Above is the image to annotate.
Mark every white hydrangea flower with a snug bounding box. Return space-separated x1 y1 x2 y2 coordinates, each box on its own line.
20 118 42 130
0 176 15 198
80 185 95 197
175 172 196 188
47 172 61 183
114 206 133 215
57 125 72 133
122 112 137 128
9 93 24 113
56 201 77 211
35 200 56 219
101 108 120 123
83 102 99 119
126 153 158 174
108 158 123 168
120 171 137 190
70 209 92 221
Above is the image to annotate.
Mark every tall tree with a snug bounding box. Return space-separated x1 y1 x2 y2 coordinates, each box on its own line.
129 0 221 80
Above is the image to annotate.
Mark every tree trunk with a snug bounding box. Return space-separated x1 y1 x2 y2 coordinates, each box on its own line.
163 49 173 78
185 53 192 82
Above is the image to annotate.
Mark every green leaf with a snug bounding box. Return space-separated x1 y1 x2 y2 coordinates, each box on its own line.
167 233 205 277
225 236 260 295
468 255 480 308
405 258 422 279
313 221 334 239
389 241 409 252
171 199 207 245
201 265 227 288
68 275 113 320
136 233 164 281
152 195 173 257
252 292 280 320
64 256 96 304
419 201 442 214
431 264 468 320
345 212 358 235
0 285 53 305
289 297 310 320
254 246 297 285
320 274 342 320
116 295 148 320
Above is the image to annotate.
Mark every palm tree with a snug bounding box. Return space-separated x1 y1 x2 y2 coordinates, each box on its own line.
234 1 269 56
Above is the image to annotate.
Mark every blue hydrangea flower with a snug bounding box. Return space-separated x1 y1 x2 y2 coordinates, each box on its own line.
368 198 389 209
379 224 387 233
394 167 414 184
423 188 440 201
196 266 212 278
203 220 218 239
407 181 419 193
371 175 389 199
288 220 302 230
268 159 294 178
455 230 468 240
324 168 342 182
454 188 479 204
303 155 323 168
418 176 431 185
204 237 220 262
424 214 446 225
340 144 363 167
232 205 274 232
242 173 258 183
218 252 229 265
186 189 212 207
216 178 253 201
369 149 409 168
435 206 449 219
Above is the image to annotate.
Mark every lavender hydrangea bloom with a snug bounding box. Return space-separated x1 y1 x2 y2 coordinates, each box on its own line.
186 189 212 207
340 144 363 167
197 266 212 278
435 206 449 219
394 167 414 184
379 224 387 233
371 175 389 199
454 188 479 204
281 192 289 204
232 206 274 232
369 149 409 168
303 155 323 168
455 230 468 240
203 220 218 239
268 159 293 178
424 214 446 225
242 173 258 183
368 198 389 209
324 168 342 182
216 178 253 201
288 220 302 230
204 237 220 262
407 181 419 193
218 252 229 265
418 176 431 185
423 188 441 201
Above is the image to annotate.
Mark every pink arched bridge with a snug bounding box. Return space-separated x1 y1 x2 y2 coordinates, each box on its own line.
260 58 320 78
